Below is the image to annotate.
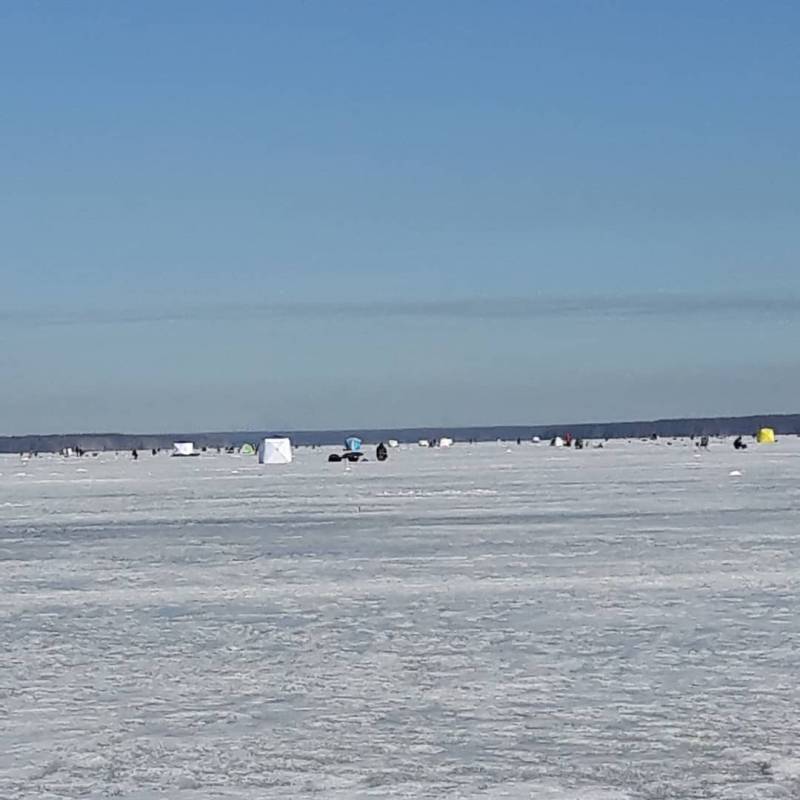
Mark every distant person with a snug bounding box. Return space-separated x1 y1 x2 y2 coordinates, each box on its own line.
132 449 138 460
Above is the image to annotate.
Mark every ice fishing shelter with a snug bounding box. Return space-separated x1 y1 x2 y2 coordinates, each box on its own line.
756 427 776 444
344 436 362 452
240 443 255 455
439 437 454 448
173 441 196 457
258 437 293 464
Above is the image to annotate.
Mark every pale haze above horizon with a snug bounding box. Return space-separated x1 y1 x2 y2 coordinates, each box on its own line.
2 1 799 435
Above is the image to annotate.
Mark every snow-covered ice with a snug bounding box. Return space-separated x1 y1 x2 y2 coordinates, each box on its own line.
2 439 800 799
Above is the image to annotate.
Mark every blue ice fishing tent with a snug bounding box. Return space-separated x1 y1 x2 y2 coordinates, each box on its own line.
344 436 362 452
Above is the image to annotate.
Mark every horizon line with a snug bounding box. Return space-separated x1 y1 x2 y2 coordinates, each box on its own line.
3 409 798 441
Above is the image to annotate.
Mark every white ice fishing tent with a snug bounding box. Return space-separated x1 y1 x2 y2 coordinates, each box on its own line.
550 436 565 447
387 439 399 448
258 437 293 465
173 441 195 457
439 437 454 448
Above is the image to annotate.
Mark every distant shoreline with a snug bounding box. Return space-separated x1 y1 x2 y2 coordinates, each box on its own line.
1 412 797 453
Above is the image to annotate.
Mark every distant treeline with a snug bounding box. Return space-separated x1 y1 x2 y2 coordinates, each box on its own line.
1 413 798 454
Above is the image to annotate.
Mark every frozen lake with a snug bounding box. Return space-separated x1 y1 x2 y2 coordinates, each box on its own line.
2 439 800 799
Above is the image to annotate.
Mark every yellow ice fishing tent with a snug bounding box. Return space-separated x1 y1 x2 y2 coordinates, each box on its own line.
756 427 776 444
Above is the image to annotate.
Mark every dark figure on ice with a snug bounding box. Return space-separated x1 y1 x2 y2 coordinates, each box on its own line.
132 449 138 460
733 436 747 450
376 442 388 462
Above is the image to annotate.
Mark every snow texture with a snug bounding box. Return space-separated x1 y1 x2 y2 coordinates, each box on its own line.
2 439 800 799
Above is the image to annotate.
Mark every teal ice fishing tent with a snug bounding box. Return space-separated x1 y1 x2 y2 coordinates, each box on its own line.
344 436 362 452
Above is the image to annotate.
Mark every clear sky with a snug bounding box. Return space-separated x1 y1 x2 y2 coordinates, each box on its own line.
2 1 799 434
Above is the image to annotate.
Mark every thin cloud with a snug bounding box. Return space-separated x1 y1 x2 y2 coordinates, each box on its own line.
2 292 799 328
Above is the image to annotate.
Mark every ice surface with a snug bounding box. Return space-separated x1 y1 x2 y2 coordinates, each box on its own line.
2 439 800 799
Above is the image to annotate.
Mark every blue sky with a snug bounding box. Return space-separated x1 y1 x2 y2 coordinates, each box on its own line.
2 1 799 434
